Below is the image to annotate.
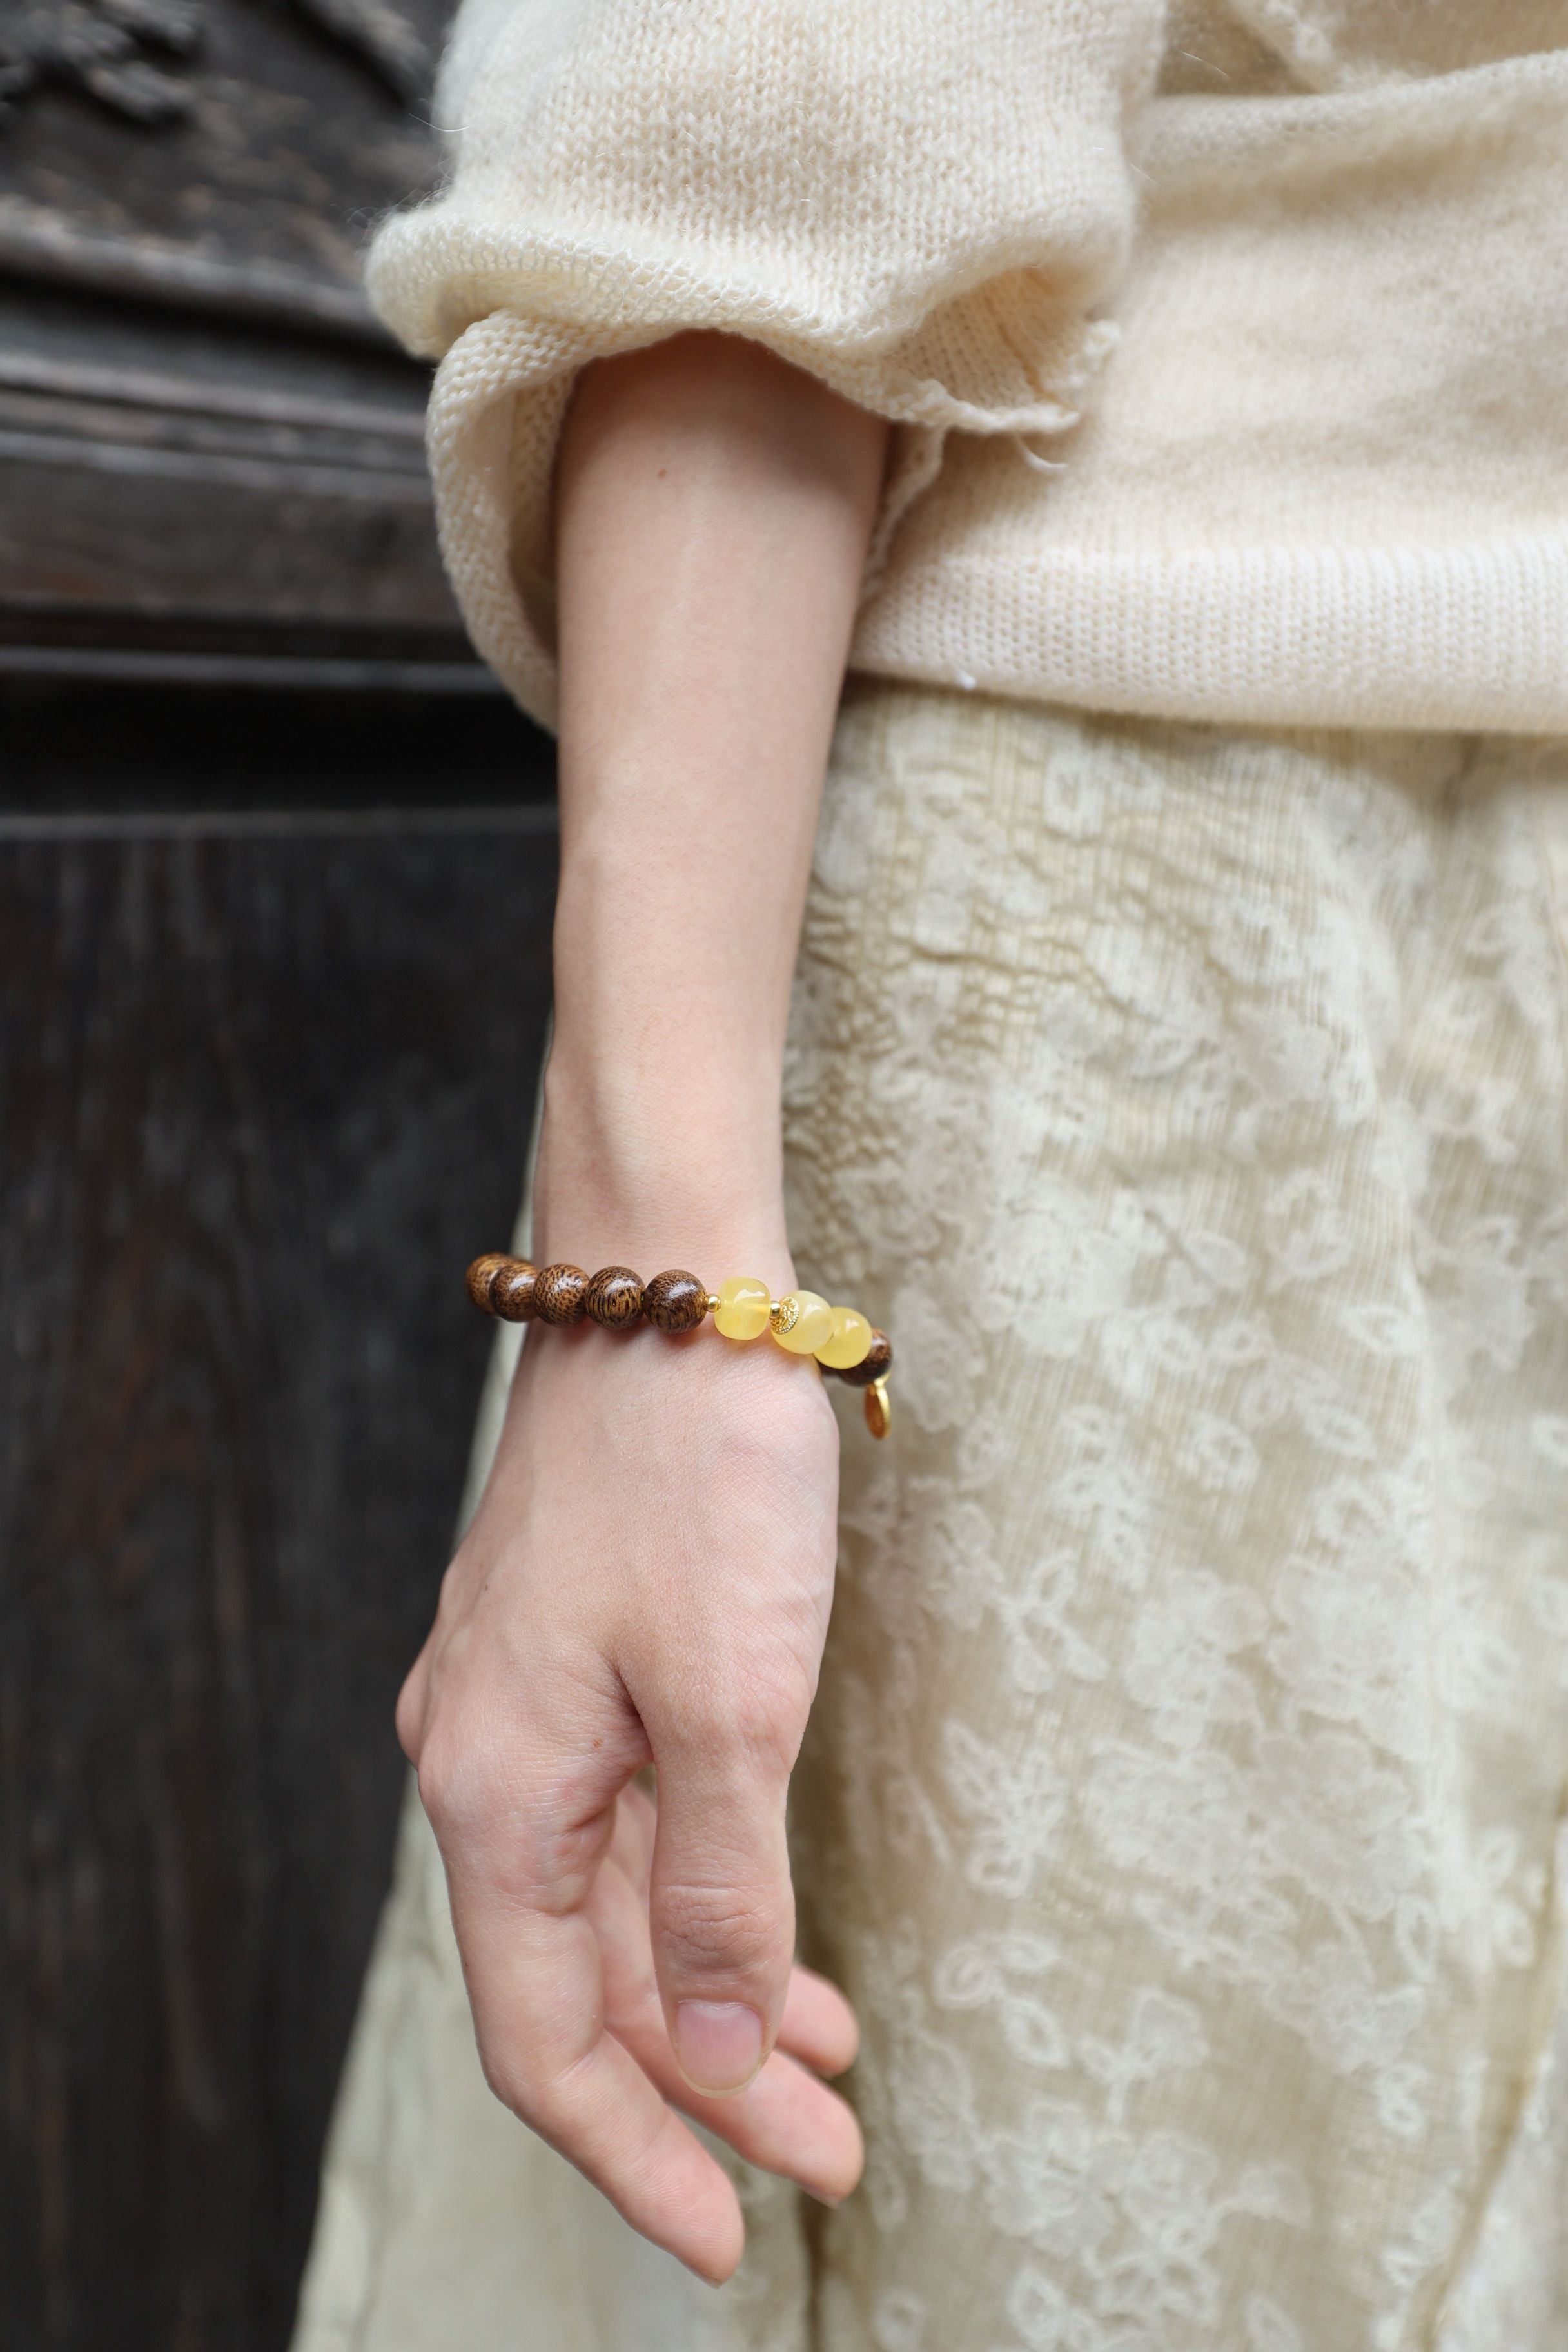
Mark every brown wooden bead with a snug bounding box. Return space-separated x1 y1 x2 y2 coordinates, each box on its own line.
643 1269 709 1333
584 1266 645 1328
466 1253 513 1314
533 1263 589 1325
489 1260 539 1322
832 1329 892 1387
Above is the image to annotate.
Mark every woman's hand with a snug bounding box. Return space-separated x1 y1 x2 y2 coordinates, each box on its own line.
395 1299 863 2280
404 325 888 2278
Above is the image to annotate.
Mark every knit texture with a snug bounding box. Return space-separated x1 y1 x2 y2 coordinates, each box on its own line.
368 1 1568 732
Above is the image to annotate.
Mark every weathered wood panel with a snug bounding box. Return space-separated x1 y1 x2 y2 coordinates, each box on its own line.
0 2 544 2335
0 782 555 2348
0 0 453 320
0 275 471 674
0 0 476 682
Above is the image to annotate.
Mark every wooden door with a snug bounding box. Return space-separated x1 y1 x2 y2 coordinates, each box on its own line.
0 12 556 2343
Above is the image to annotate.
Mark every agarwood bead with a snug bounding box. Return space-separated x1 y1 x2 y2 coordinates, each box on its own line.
490 1260 538 1322
466 1253 513 1313
533 1263 589 1325
832 1329 892 1387
643 1269 709 1333
584 1266 645 1329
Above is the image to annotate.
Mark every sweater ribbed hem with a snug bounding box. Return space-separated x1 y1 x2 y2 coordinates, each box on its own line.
856 538 1568 734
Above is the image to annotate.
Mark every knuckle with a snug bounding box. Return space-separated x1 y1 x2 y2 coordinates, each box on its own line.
413 1717 514 1840
475 2032 595 2147
416 1729 615 1909
411 1733 474 1836
393 1669 425 1764
473 2028 537 2121
685 1677 810 1780
655 1878 790 1983
473 2032 521 2114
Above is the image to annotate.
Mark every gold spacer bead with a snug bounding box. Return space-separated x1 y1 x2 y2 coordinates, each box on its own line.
705 1294 721 1315
770 1296 799 1337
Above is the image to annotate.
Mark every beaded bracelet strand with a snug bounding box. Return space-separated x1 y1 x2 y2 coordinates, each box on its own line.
466 1253 894 1438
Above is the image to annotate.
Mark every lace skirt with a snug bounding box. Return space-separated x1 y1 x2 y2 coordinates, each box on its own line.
293 685 1568 2352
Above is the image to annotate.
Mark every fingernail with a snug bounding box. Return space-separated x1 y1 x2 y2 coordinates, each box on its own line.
674 2000 764 2095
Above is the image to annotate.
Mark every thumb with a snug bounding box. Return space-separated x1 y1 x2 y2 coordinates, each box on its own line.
646 1716 799 2097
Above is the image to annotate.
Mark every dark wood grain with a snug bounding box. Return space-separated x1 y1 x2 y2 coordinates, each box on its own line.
465 1251 515 1313
642 1271 709 1335
583 1267 645 1330
0 0 475 686
0 4 558 2337
0 0 453 323
531 1263 589 1327
487 1259 538 1324
0 805 555 2350
0 277 469 676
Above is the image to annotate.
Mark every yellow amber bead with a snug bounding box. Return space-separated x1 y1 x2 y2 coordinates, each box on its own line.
713 1275 772 1342
772 1290 834 1355
816 1305 874 1369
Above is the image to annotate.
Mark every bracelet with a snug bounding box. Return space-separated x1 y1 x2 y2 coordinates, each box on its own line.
466 1253 894 1438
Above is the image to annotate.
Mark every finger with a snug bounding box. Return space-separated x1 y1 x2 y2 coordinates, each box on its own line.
593 1854 863 2203
447 1871 747 2282
779 1965 859 2078
643 1710 799 2096
616 1786 858 2076
640 2041 863 2207
424 1681 744 2284
608 1778 657 1903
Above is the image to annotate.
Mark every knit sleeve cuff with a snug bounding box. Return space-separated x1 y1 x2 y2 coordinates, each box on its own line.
366 0 1157 728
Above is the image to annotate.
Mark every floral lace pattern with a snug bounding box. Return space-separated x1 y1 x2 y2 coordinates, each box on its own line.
772 688 1568 2351
293 689 1568 2352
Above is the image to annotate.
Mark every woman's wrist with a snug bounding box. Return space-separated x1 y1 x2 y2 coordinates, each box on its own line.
531 1055 793 1279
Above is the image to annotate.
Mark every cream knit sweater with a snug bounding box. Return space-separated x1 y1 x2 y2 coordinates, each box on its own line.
368 1 1568 735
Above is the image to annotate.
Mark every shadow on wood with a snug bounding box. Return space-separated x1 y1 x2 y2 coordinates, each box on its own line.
0 740 555 2347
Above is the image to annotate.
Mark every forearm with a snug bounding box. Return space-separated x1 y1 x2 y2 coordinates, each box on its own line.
408 338 883 2268
536 333 889 1268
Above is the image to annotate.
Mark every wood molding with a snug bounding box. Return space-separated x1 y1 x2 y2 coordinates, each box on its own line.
0 0 430 126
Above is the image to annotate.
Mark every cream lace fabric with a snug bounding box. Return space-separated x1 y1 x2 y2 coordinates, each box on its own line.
294 687 1568 2351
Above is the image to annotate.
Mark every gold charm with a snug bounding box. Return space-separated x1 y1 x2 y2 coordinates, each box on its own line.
864 1377 892 1440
